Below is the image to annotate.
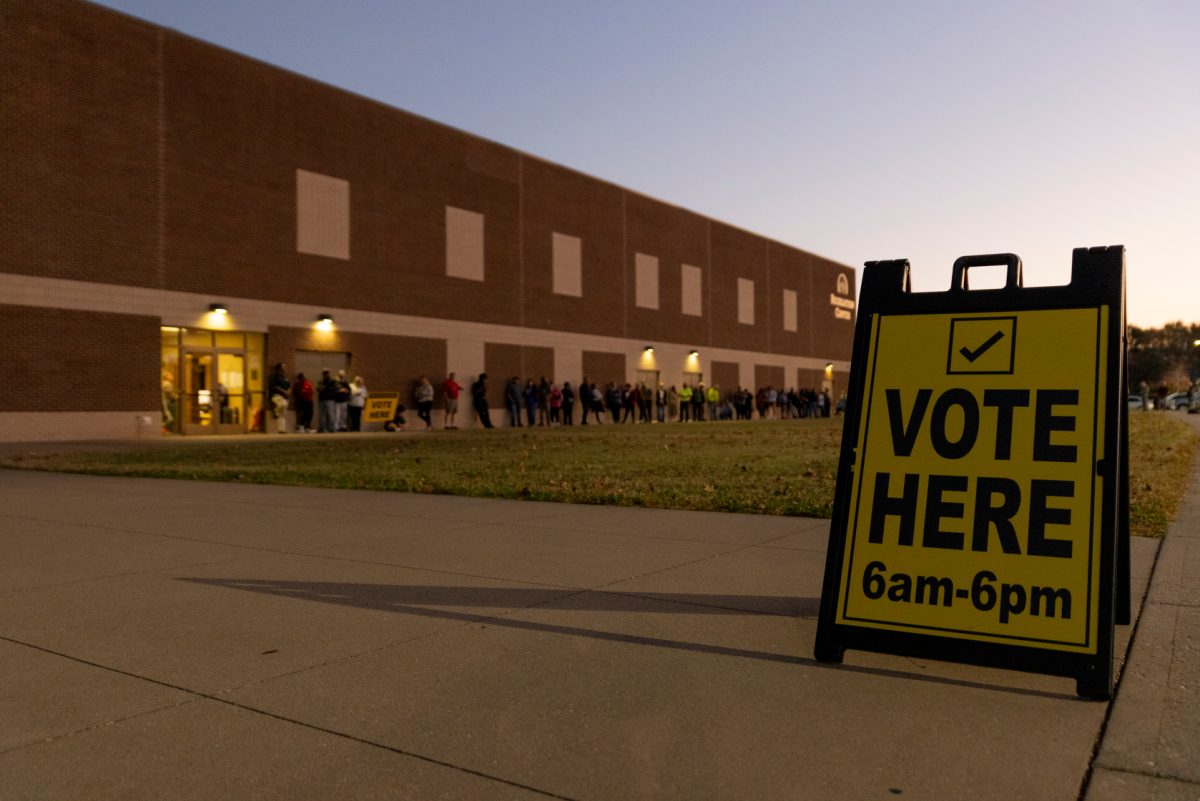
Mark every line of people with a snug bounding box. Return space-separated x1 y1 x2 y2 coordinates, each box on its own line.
267 363 841 434
268 364 369 434
498 377 838 426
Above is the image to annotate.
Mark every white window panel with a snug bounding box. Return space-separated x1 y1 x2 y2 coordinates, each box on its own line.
635 252 659 309
782 288 798 332
552 232 582 297
446 206 485 281
681 263 702 316
737 278 755 325
296 169 350 260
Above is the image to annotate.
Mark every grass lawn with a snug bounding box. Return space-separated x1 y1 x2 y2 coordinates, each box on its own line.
1127 412 1198 536
2 414 1196 535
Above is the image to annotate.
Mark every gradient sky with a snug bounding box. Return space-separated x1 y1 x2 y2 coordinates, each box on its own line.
94 0 1199 326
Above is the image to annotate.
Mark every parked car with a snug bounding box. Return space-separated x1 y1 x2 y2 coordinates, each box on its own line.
1128 395 1153 411
1163 391 1191 410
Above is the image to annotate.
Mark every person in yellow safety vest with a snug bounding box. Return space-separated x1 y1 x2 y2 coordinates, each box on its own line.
706 384 720 421
678 383 693 422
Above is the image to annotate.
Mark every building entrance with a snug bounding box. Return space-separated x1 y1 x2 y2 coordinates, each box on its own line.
162 327 264 435
635 370 659 390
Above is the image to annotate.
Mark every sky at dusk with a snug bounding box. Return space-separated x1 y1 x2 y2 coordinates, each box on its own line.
95 0 1200 327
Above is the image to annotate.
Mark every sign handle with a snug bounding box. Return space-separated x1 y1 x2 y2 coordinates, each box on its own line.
950 253 1023 291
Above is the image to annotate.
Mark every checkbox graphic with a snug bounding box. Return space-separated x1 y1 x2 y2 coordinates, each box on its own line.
946 316 1017 374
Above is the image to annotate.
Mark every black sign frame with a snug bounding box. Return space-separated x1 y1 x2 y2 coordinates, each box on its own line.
814 247 1128 699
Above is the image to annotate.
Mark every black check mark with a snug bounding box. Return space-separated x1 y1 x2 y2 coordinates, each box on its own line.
959 330 1005 363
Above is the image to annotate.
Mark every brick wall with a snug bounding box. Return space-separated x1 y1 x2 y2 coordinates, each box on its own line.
484 343 556 386
754 364 786 390
266 326 446 403
0 0 160 288
3 0 854 368
0 305 159 412
521 158 624 337
624 192 711 347
811 255 856 362
711 224 771 354
710 361 741 395
582 351 626 387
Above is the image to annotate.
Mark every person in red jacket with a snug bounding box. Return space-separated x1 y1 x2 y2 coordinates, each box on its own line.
293 373 315 433
441 371 462 429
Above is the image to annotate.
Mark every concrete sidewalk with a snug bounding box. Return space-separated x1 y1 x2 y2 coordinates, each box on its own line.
0 456 1192 799
1084 413 1200 800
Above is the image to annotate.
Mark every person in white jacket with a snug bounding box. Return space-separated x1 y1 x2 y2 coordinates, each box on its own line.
415 376 435 430
347 375 368 431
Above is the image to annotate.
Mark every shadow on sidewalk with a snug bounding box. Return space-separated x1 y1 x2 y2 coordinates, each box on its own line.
181 578 1076 700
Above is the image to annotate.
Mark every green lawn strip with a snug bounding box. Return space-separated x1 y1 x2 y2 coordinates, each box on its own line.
0 420 844 517
1128 413 1199 537
3 414 1195 533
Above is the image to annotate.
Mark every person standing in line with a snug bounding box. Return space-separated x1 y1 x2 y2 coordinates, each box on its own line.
505 376 522 427
537 377 551 426
471 373 493 428
268 362 291 434
667 384 679 422
693 383 706 421
579 378 592 424
334 369 351 431
706 384 720 422
523 379 538 427
606 382 622 423
549 382 562 425
678 383 692 421
441 372 461 429
415 375 435 430
622 383 636 423
347 375 368 432
293 372 314 433
561 381 575 425
504 378 523 429
592 383 606 424
316 369 338 433
656 383 667 423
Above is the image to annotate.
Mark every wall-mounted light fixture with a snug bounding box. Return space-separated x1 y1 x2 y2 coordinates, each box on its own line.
688 350 699 358
824 362 834 373
644 345 654 353
316 313 334 332
208 303 228 315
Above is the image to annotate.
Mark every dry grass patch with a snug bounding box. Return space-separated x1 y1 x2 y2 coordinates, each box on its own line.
3 413 1195 533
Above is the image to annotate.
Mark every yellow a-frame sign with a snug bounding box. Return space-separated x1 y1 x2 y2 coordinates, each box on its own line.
815 248 1128 699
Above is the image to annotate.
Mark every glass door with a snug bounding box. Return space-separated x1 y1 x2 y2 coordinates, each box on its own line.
182 352 216 435
216 352 246 434
169 327 260 435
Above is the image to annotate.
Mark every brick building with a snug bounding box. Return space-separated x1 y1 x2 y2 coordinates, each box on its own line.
0 0 855 441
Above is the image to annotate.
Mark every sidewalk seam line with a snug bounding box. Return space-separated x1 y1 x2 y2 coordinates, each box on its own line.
0 697 202 756
1090 763 1200 786
1076 536 1166 801
0 634 578 801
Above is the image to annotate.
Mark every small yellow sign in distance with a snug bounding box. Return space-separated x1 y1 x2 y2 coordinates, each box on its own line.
364 392 400 424
837 307 1108 652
